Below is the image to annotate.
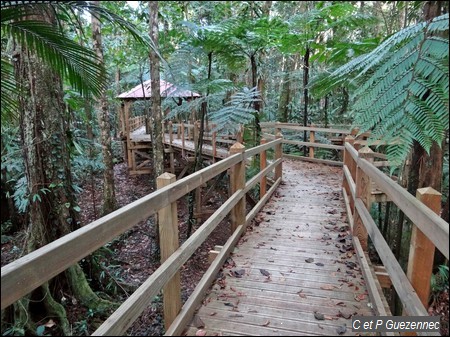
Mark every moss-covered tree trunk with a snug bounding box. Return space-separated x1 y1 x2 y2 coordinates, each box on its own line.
92 0 117 216
13 6 114 335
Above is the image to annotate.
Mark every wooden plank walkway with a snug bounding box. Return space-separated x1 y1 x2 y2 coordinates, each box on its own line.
130 126 229 159
183 159 375 336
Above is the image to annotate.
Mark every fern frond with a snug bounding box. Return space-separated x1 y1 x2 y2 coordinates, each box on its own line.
329 13 450 166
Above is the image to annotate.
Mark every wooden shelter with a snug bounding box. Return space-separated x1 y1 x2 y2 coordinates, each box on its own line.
117 80 201 174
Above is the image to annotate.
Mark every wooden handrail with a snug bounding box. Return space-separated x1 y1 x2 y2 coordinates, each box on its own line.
262 123 348 166
1 138 283 336
357 158 448 259
342 139 449 326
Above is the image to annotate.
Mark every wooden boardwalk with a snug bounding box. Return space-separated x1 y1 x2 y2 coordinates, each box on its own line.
183 159 375 336
130 126 229 159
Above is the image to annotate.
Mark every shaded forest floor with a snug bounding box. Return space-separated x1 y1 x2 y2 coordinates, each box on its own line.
76 161 232 336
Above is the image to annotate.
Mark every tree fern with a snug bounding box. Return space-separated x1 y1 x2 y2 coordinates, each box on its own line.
312 14 449 167
209 87 259 134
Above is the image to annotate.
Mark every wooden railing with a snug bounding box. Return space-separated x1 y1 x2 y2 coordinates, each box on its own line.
128 115 146 132
261 122 351 166
166 121 244 154
342 136 449 333
1 138 283 336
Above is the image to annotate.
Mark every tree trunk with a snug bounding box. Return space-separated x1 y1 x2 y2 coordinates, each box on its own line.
250 53 261 144
92 0 116 216
12 6 115 335
149 1 164 179
302 46 310 156
278 56 292 122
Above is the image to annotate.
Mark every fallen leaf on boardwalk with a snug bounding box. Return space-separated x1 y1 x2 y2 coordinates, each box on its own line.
305 258 314 263
209 312 217 316
314 312 325 320
320 284 336 290
324 315 335 320
262 320 270 326
315 262 324 267
338 310 352 319
336 324 347 335
196 329 207 336
335 301 346 307
232 269 246 278
193 316 205 328
297 290 307 298
259 269 271 277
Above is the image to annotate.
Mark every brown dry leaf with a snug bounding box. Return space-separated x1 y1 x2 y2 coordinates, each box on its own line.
335 301 346 307
209 312 217 316
336 324 347 335
297 290 307 299
338 310 352 319
259 269 271 277
262 320 270 326
193 316 205 329
320 284 336 290
324 315 335 320
196 329 207 336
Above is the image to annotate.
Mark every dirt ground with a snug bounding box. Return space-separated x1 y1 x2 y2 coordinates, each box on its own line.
77 162 232 336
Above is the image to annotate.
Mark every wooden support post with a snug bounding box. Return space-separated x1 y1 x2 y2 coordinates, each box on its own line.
343 135 355 210
260 138 267 199
194 121 199 151
157 173 181 330
229 143 246 233
181 123 185 157
195 186 202 225
124 101 133 169
407 187 441 308
275 131 283 181
169 121 173 145
353 146 374 251
309 126 315 159
212 131 217 163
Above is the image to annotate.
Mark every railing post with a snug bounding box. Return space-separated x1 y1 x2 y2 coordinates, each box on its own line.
407 187 441 308
212 131 217 162
181 123 185 156
353 146 373 251
260 138 267 199
229 142 246 233
309 125 315 159
275 131 283 181
156 173 181 330
168 121 173 145
343 135 355 210
194 121 199 151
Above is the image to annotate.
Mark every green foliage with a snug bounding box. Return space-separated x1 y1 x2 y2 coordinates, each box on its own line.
1 1 155 119
431 264 449 293
313 14 449 167
209 87 259 134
